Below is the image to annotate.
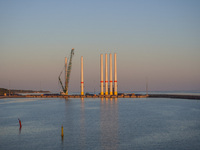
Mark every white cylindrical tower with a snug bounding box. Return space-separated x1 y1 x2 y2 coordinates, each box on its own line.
109 53 113 95
114 53 117 95
105 54 108 95
65 57 68 94
100 54 104 95
81 56 84 95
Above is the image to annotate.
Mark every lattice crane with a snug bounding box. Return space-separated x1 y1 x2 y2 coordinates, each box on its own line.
58 48 75 95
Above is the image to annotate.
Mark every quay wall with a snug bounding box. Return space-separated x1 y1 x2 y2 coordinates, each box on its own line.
1 94 200 100
25 95 147 99
148 94 200 100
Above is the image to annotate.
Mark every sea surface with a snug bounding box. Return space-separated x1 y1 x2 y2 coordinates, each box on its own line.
0 97 200 150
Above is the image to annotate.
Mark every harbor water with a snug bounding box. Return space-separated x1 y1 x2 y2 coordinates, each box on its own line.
0 98 200 150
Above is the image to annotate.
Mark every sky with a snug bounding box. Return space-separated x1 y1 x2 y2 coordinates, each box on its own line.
0 0 200 93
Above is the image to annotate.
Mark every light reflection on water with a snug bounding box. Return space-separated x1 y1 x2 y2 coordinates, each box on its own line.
0 98 200 150
100 98 119 150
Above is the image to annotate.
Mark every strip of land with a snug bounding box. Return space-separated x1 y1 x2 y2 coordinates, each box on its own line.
0 88 50 95
148 94 200 100
0 94 200 100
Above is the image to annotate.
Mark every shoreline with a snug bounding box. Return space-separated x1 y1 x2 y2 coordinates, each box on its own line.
0 94 200 100
148 94 200 100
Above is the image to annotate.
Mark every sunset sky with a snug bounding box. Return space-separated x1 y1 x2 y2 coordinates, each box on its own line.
0 0 200 93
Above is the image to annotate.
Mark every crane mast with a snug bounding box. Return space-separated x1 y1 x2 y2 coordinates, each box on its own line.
58 48 75 95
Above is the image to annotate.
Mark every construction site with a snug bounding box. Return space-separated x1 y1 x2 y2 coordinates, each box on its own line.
1 48 200 100
0 48 148 99
55 48 148 98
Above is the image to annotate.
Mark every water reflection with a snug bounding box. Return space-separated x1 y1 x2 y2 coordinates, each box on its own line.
100 98 119 150
80 98 86 149
19 127 22 134
18 118 22 134
61 135 64 142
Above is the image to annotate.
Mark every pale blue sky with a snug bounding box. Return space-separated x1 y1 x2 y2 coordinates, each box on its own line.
0 0 200 93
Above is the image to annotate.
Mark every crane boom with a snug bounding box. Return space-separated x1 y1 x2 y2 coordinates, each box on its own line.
58 68 65 92
58 48 75 95
65 48 75 94
59 76 65 92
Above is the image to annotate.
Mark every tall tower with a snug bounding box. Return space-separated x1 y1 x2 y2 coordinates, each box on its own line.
81 56 84 95
105 54 108 95
114 53 117 95
100 54 104 95
109 53 113 95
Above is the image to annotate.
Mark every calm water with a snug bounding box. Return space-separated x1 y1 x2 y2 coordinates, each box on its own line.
0 98 200 150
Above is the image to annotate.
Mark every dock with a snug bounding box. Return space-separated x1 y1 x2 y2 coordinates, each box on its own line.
148 94 200 100
1 94 200 100
24 94 148 99
0 94 147 99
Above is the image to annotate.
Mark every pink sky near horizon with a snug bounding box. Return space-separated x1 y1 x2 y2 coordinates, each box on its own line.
0 0 200 93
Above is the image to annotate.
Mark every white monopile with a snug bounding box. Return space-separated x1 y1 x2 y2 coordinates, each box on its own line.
109 53 113 95
100 54 104 95
81 56 84 95
114 53 117 95
105 54 108 95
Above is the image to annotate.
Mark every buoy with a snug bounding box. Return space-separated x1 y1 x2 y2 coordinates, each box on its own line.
18 118 22 128
61 125 64 137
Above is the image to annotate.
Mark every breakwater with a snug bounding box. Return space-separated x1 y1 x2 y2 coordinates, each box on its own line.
148 94 200 100
25 94 148 98
1 94 200 100
0 94 144 99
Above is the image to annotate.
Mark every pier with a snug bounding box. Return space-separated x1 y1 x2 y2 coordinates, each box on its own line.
24 94 148 99
1 94 200 100
148 94 200 100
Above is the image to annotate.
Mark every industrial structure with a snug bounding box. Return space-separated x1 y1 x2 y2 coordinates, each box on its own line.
58 50 118 96
100 54 104 95
105 54 108 95
14 51 150 98
81 56 84 95
58 48 75 95
109 53 113 95
114 53 117 95
100 53 118 96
